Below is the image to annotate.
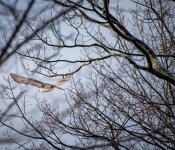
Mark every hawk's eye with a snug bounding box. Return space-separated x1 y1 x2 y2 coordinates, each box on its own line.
41 85 45 88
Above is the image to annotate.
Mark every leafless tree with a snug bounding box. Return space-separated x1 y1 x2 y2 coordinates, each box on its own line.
0 0 175 149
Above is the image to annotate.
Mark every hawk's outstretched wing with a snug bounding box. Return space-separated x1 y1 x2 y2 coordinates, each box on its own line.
10 73 44 88
53 75 71 87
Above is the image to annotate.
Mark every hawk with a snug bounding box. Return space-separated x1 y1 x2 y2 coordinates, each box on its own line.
10 73 71 93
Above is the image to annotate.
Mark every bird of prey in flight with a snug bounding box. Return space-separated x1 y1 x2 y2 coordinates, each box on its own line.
10 73 71 93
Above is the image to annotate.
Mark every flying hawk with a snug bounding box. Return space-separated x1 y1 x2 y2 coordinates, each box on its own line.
10 73 71 93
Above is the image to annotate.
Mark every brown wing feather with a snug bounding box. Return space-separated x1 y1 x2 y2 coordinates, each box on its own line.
53 75 71 87
10 73 45 88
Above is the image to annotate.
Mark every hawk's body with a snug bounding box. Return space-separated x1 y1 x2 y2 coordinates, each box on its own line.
10 73 71 93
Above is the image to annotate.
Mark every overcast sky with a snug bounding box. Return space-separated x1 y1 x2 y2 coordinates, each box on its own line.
0 0 136 149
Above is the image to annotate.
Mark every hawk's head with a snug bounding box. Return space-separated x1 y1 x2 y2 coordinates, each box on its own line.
39 84 54 93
